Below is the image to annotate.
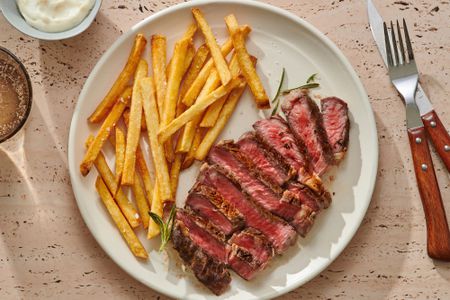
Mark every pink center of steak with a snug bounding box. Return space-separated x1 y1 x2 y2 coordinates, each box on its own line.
176 210 229 263
237 132 289 186
186 193 235 236
253 116 310 174
321 97 350 157
230 229 273 265
198 166 297 253
282 93 332 175
208 145 300 221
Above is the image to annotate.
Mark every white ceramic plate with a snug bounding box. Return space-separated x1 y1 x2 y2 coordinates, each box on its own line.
68 1 378 299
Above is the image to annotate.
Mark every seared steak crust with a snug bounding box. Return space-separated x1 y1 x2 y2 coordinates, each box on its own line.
237 132 295 189
282 92 333 175
197 164 297 254
321 97 350 162
172 219 231 295
228 228 274 280
187 185 245 236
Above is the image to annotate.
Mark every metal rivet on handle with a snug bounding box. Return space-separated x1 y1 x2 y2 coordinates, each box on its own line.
415 137 422 144
421 164 428 171
430 121 437 128
445 145 450 152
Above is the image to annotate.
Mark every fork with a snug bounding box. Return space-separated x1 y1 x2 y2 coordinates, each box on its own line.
384 20 450 261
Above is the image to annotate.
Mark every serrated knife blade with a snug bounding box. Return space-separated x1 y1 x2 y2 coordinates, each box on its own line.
367 0 433 115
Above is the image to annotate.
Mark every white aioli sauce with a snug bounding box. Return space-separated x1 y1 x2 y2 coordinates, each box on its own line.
17 0 96 33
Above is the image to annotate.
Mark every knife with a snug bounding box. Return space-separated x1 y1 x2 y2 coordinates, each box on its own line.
367 0 450 172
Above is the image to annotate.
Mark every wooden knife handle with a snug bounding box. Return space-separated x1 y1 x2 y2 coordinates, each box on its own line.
422 110 450 173
408 126 450 261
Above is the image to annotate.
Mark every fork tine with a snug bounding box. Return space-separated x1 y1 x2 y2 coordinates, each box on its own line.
396 20 406 64
390 21 399 66
383 22 394 67
403 18 414 60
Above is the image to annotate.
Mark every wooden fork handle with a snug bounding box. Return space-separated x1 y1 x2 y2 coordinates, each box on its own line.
422 110 450 173
408 126 450 261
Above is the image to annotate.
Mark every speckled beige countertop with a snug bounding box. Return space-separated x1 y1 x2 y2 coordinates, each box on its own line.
1 0 450 299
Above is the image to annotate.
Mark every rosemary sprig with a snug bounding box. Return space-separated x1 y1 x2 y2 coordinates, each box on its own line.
271 67 286 103
306 73 318 83
271 68 286 116
149 205 177 251
282 82 320 94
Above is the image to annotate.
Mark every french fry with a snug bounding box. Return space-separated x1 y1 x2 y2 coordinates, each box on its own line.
195 83 247 161
141 77 172 202
123 110 155 200
89 34 146 123
122 60 148 185
169 42 196 79
114 127 126 184
136 146 154 202
225 14 269 109
95 176 148 259
131 173 151 229
147 180 162 239
162 26 196 163
85 135 141 228
80 87 132 176
159 77 244 143
192 8 231 85
176 67 220 153
199 96 227 128
182 25 250 107
123 109 146 131
200 54 240 127
182 128 205 169
179 44 210 101
151 34 167 118
170 154 184 198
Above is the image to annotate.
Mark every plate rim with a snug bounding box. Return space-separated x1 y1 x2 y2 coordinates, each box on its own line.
68 0 379 298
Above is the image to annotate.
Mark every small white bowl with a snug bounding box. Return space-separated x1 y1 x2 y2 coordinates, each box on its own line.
0 0 102 41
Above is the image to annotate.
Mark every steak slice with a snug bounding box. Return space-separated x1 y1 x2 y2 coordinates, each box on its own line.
253 115 326 194
207 143 295 216
228 228 274 280
282 92 333 175
321 97 350 162
197 164 297 253
208 143 313 234
237 132 295 189
172 213 231 295
175 209 229 262
186 185 245 236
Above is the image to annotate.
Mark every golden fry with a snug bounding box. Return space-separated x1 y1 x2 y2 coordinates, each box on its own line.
136 145 154 203
123 109 146 131
159 77 244 143
114 127 126 184
151 34 167 119
195 83 247 161
80 87 132 176
182 128 205 169
170 154 184 198
179 44 210 101
89 34 146 123
123 110 155 200
200 55 240 127
122 60 148 185
85 135 140 228
225 14 269 109
131 173 151 229
95 176 148 259
141 77 172 202
192 8 231 85
177 67 220 153
147 181 162 239
182 26 250 107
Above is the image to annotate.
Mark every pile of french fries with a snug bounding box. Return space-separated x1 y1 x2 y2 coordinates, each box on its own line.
79 9 268 259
